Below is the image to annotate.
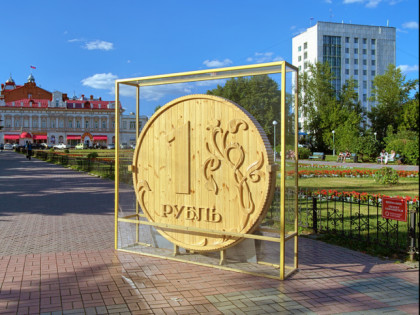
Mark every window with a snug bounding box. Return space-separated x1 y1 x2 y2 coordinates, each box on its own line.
85 120 89 129
345 58 349 64
304 52 307 59
102 121 106 129
15 119 20 127
76 120 81 129
363 70 367 75
354 48 358 54
345 47 349 53
345 37 349 43
24 119 29 128
59 120 64 128
123 121 127 129
298 46 301 52
362 49 367 55
41 119 47 128
363 38 367 44
354 38 358 44
371 49 376 55
304 42 307 49
130 121 136 130
95 121 99 129
363 59 367 66
6 119 11 127
55 100 59 107
363 94 367 102
32 119 38 128
363 81 367 89
298 56 301 62
371 60 376 66
371 70 376 76
354 59 358 65
298 65 301 71
50 120 55 128
345 69 349 75
28 93 32 99
68 120 73 128
354 69 359 75
371 39 376 45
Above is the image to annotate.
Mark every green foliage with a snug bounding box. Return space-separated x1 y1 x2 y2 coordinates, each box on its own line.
299 63 365 152
368 64 419 143
87 152 99 159
49 148 55 152
400 92 419 132
374 167 399 185
298 147 311 159
354 134 381 161
207 75 284 146
385 129 419 165
64 149 70 154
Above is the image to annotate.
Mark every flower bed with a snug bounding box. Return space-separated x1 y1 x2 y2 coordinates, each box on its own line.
291 168 418 178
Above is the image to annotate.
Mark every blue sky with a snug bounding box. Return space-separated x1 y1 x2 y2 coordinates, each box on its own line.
1 0 418 117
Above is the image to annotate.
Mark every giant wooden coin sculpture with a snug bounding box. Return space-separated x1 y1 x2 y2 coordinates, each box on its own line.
132 94 276 252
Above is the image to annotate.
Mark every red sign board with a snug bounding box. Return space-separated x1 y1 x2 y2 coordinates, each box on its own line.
382 197 407 222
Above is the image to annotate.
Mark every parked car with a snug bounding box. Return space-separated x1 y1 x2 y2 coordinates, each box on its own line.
4 143 14 150
120 143 128 149
40 143 52 149
12 143 19 149
130 144 136 149
53 143 69 150
75 143 88 150
107 144 115 149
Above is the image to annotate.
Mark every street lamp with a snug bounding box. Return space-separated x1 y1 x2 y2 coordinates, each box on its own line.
374 132 377 141
332 130 335 156
272 120 278 161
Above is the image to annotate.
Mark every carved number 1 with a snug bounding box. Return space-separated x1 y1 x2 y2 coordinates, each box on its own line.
168 122 190 194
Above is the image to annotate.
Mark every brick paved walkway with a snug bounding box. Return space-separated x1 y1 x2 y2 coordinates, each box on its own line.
0 151 418 314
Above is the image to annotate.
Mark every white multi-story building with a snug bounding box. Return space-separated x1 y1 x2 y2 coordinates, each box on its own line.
0 74 147 147
292 21 396 130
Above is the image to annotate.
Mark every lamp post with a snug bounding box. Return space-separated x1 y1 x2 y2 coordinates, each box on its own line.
272 120 277 161
374 132 377 141
332 130 335 156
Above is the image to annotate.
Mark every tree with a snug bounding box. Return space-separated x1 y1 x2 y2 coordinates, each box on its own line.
299 62 365 152
207 75 283 146
400 91 419 132
298 62 336 151
368 64 418 142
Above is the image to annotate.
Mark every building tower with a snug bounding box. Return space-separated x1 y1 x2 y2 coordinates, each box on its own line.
292 21 396 130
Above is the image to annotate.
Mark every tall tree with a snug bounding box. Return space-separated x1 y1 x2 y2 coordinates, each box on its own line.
368 64 418 142
298 62 336 151
207 75 282 145
299 62 365 152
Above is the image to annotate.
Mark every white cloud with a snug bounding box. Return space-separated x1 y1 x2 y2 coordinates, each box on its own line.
325 0 332 3
84 40 114 51
398 64 419 73
203 59 233 68
402 21 419 29
246 52 284 64
81 73 117 89
343 0 382 7
141 84 194 101
68 38 82 43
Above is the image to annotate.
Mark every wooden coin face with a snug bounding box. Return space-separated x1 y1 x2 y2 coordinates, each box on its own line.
132 94 276 251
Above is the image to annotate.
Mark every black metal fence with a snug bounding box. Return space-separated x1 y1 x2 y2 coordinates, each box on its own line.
297 189 419 260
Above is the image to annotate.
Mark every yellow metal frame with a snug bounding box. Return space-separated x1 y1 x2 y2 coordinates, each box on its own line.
115 61 299 280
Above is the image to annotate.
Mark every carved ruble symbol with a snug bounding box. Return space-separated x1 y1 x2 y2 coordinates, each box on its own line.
132 94 276 251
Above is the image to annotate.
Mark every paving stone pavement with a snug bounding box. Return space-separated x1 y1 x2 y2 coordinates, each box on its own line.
0 151 418 314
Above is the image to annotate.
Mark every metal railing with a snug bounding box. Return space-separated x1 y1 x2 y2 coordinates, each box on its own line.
297 189 419 260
